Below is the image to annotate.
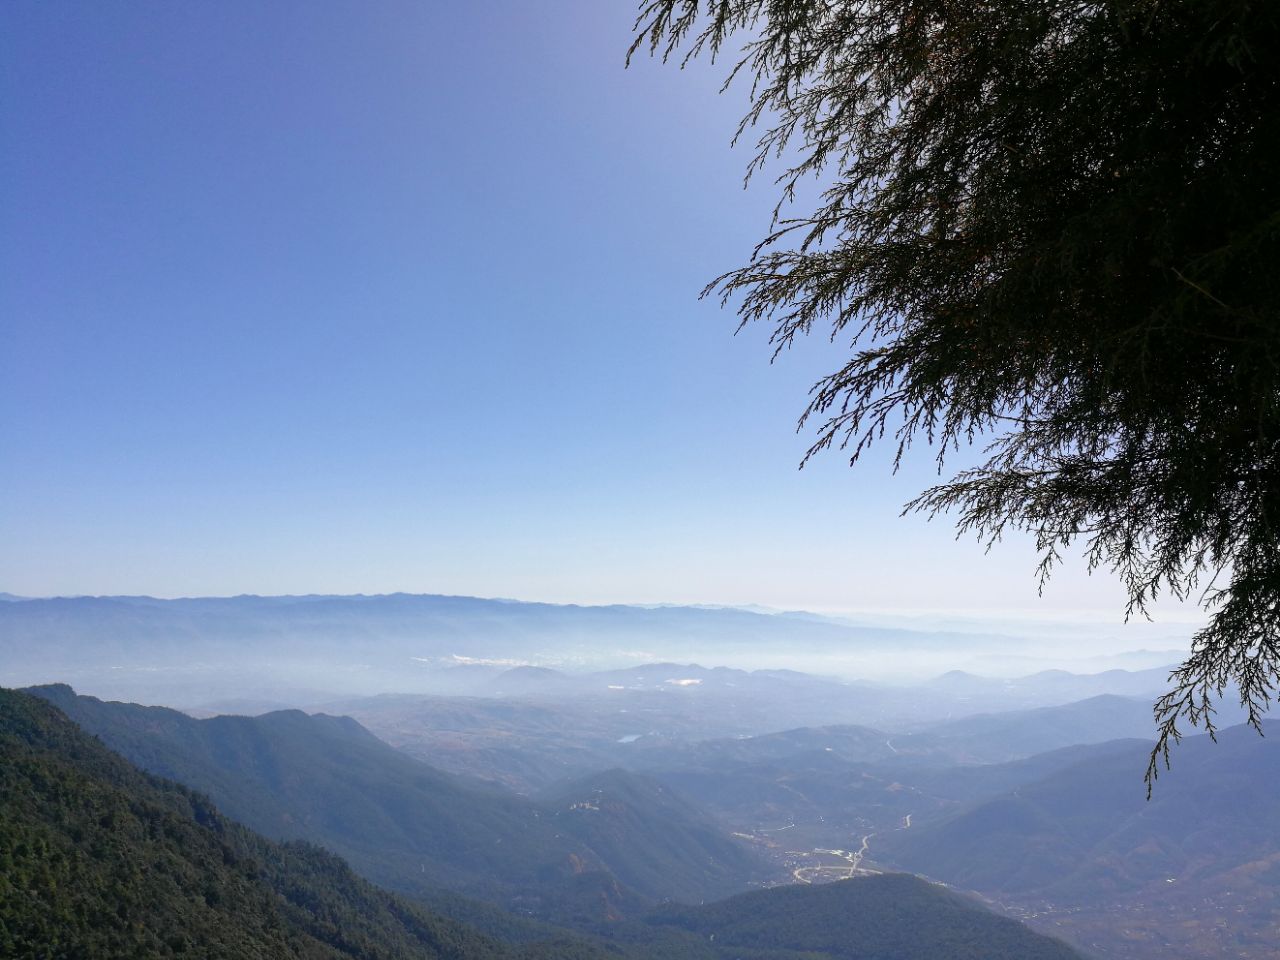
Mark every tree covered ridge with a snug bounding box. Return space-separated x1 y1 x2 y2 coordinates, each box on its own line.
629 0 1280 781
0 687 601 960
635 873 1082 960
22 683 767 921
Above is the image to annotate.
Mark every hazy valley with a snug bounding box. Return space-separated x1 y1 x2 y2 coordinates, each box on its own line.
2 591 1275 958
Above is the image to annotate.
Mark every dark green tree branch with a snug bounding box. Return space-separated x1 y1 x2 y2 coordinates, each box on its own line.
630 0 1280 791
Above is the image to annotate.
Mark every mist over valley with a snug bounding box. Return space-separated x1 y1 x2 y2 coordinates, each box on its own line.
4 589 1271 958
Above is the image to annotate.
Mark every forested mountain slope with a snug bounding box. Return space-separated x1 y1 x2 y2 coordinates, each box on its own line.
26 684 770 919
879 722 1280 958
0 687 599 960
882 722 1280 896
536 768 763 905
617 874 1083 960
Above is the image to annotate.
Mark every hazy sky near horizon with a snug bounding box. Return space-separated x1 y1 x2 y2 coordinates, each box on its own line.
1 2 1197 621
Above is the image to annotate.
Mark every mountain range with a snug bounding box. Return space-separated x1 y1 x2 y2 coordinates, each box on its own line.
306 662 1192 793
879 721 1280 958
1 685 1087 960
0 592 1156 709
26 684 770 922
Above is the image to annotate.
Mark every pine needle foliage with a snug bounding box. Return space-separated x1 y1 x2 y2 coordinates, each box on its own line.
628 0 1280 789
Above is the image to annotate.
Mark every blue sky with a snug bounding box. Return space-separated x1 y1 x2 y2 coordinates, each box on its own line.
0 1 1192 619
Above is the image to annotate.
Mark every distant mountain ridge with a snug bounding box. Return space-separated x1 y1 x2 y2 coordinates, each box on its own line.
0 591 1020 703
907 693 1167 761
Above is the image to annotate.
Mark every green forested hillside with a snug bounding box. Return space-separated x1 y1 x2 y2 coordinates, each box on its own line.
613 874 1083 960
27 685 767 921
537 769 767 905
0 687 602 960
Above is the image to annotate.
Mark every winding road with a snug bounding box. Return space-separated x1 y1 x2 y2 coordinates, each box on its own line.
788 811 913 884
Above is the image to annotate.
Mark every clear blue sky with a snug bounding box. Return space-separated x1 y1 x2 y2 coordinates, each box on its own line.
0 1 1178 617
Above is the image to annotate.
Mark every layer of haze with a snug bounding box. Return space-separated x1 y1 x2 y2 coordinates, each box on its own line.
1 2 1197 624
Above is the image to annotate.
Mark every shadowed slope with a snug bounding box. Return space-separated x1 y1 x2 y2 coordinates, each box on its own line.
27 684 768 921
0 687 602 960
